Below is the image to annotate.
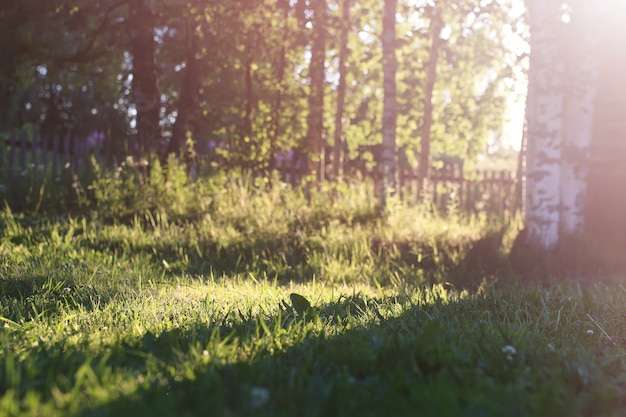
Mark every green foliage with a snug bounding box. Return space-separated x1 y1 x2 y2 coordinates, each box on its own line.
90 155 206 222
0 0 523 171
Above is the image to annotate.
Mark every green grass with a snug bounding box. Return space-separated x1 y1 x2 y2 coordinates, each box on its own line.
0 173 625 416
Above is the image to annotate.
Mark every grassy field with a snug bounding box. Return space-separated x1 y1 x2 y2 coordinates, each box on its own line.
1 170 625 416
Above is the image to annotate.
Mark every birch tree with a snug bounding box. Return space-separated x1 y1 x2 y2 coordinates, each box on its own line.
379 0 397 206
417 4 443 199
585 1 626 243
524 0 564 249
332 0 350 181
559 1 603 236
306 0 328 184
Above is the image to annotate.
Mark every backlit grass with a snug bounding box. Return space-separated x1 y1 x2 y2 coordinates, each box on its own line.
0 174 625 416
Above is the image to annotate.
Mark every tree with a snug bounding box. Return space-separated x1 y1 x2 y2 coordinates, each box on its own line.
331 0 351 181
168 16 202 158
524 0 564 249
127 0 161 156
306 0 328 184
267 0 291 171
559 1 603 236
0 0 521 184
0 0 128 140
511 1 626 277
379 0 397 206
522 0 607 252
394 0 516 183
417 3 444 197
583 1 626 247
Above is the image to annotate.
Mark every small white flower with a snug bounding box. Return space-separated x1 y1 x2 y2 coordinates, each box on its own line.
202 350 210 357
502 345 516 360
250 387 270 408
502 345 516 355
586 329 594 335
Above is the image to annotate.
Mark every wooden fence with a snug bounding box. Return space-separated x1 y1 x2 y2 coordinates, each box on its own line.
1 131 518 215
0 131 107 180
399 168 517 215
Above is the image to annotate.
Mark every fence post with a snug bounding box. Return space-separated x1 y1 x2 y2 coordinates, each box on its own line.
8 131 18 182
19 131 28 177
41 134 49 176
52 135 60 178
62 136 71 176
502 170 512 214
72 136 79 174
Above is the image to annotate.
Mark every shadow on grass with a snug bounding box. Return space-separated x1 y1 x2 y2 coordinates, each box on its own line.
447 229 513 291
509 229 626 284
5 290 622 417
0 273 115 322
83 228 497 288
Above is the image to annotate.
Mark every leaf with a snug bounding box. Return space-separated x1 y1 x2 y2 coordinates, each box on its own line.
257 316 272 337
290 293 311 316
0 315 21 328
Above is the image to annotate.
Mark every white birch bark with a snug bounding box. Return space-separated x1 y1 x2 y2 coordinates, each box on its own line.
559 2 603 235
379 0 397 207
525 0 564 249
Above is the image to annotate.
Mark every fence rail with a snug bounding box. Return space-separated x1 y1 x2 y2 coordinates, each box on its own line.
1 131 518 215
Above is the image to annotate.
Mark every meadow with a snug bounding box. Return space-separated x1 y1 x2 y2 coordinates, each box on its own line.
0 161 625 416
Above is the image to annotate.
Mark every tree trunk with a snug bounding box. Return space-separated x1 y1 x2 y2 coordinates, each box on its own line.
417 6 444 199
559 1 602 235
128 0 160 157
306 0 327 185
379 0 397 207
243 49 255 170
269 5 289 171
169 21 200 159
524 0 564 249
515 106 528 214
332 0 350 182
585 1 626 245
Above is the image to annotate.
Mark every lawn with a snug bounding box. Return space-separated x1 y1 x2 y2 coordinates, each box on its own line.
0 173 625 416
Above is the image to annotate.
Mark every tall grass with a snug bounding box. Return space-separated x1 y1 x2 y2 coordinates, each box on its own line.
0 157 625 416
1 156 517 291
